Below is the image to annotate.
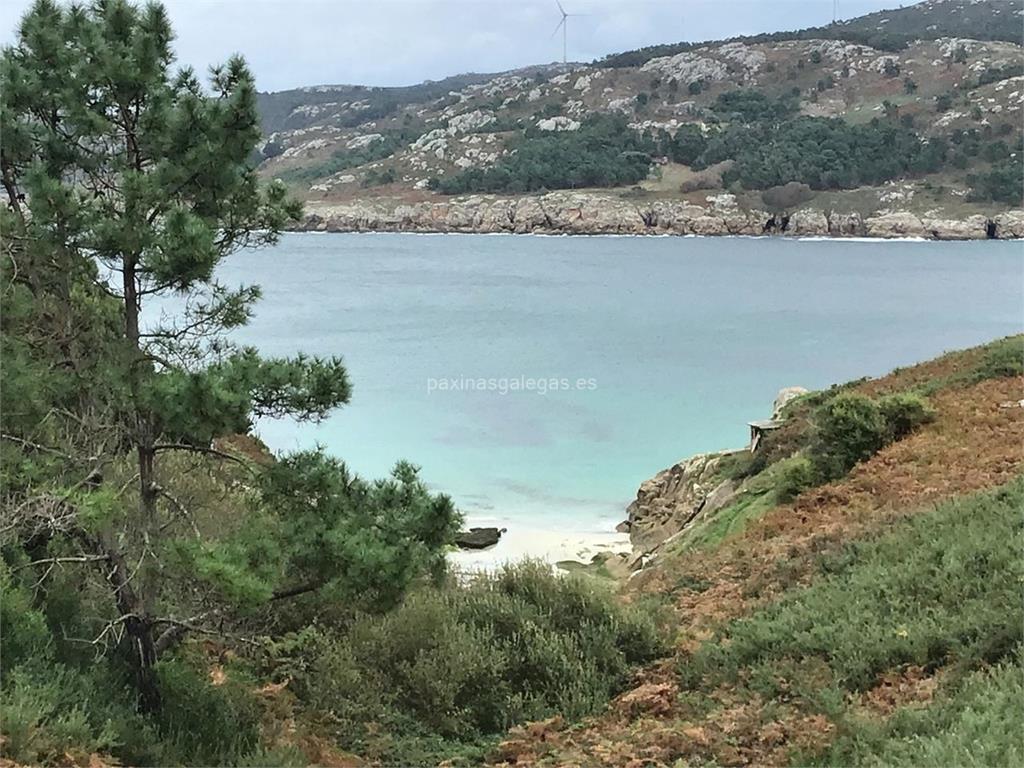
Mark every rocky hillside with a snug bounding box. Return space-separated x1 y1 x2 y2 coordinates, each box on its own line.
493 335 1024 766
256 0 1024 238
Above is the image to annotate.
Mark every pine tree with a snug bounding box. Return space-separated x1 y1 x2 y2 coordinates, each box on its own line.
1 0 457 713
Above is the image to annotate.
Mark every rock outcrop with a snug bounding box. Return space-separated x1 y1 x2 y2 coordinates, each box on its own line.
297 195 1023 240
620 386 808 557
620 452 740 552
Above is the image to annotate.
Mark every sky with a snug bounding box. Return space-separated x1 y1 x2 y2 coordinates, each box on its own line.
1 0 904 92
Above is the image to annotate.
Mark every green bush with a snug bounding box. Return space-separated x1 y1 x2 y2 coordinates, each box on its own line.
282 561 662 762
776 455 819 501
807 391 934 481
809 393 889 480
877 393 936 442
154 657 263 765
976 336 1024 379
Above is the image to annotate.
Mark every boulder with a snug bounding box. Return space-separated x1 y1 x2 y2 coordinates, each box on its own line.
454 527 505 550
921 215 989 240
864 211 926 238
829 211 865 237
772 386 809 418
787 208 829 236
994 210 1024 239
624 451 730 551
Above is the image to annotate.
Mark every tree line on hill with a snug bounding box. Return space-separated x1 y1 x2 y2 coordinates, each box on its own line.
432 89 1021 203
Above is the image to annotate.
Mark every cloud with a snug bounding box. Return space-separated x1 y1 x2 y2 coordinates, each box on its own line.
1 0 895 93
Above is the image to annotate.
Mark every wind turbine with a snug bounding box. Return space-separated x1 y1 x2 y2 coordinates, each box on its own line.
551 0 582 64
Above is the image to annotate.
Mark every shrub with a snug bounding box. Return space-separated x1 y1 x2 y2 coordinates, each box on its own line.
809 393 888 480
281 562 662 762
975 336 1024 379
806 391 935 481
821 648 1024 767
154 657 263 765
776 455 818 501
877 393 936 442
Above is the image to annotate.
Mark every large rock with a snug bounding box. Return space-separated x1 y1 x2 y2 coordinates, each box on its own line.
921 214 990 240
772 386 809 418
864 211 926 238
994 210 1024 239
787 208 829 236
623 451 733 551
454 527 505 550
828 212 865 237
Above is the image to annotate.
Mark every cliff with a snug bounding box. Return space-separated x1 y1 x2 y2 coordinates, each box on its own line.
296 193 1024 239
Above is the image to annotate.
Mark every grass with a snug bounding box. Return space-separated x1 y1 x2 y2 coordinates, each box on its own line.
672 455 805 552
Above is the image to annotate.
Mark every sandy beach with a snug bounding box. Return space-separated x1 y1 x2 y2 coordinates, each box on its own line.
448 522 632 571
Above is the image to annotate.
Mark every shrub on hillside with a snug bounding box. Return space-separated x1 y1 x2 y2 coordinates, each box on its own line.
279 561 662 761
809 393 889 480
688 477 1024 694
976 336 1024 379
806 391 936 481
776 455 819 501
761 181 815 211
877 393 936 442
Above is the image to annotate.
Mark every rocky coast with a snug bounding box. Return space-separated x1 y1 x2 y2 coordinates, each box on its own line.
296 192 1024 240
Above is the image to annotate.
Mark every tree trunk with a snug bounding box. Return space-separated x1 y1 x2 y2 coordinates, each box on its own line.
121 256 162 712
125 614 162 714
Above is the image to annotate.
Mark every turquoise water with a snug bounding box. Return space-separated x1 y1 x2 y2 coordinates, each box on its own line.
214 233 1023 532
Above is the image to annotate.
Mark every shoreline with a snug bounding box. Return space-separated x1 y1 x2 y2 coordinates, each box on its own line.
285 229 943 243
449 523 631 572
291 221 1021 242
293 193 1024 241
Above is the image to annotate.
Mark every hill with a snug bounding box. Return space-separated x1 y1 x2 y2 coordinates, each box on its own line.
493 334 1024 766
255 0 1024 238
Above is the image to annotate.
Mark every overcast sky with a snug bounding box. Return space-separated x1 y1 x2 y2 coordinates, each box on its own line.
1 0 902 92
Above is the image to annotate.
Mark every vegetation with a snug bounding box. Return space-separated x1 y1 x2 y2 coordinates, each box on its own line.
806 392 935 482
968 153 1024 204
711 89 797 123
432 114 654 194
0 4 660 764
272 132 411 183
277 562 662 764
701 117 949 190
689 477 1023 735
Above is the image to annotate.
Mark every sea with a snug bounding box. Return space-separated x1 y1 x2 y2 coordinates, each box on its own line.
202 232 1023 538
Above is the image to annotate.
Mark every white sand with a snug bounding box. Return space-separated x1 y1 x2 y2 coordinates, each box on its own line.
449 522 631 572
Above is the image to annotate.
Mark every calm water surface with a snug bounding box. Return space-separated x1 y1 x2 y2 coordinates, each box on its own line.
214 233 1023 531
